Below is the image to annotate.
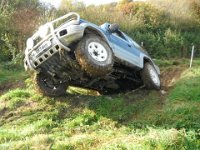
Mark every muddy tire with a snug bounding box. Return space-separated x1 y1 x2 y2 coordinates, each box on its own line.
35 73 67 97
75 34 114 77
141 62 160 90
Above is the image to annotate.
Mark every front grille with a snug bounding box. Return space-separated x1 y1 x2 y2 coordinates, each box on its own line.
31 45 61 68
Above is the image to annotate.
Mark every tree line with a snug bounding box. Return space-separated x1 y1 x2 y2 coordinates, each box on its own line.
0 0 199 62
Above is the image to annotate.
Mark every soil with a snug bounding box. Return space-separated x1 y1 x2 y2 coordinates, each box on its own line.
160 66 186 90
0 81 25 96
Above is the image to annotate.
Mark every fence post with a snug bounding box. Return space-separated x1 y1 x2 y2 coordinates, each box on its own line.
141 42 143 47
190 45 195 68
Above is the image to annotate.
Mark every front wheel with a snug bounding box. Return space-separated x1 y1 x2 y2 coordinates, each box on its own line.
75 34 114 77
35 73 68 97
141 62 160 90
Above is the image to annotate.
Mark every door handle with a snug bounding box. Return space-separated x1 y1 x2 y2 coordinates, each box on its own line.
128 44 131 47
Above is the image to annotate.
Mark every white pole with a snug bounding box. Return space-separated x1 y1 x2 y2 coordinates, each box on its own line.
190 45 195 68
141 42 143 47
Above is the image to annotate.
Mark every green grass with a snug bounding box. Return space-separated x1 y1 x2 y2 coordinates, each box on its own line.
155 58 200 68
0 60 200 149
0 62 28 86
168 67 200 102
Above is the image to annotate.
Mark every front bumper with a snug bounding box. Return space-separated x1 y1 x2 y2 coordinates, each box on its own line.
24 24 84 71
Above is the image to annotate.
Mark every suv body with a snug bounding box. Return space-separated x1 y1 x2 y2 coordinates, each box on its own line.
24 12 160 96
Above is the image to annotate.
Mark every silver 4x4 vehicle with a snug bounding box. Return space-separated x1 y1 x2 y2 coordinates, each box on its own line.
24 12 160 96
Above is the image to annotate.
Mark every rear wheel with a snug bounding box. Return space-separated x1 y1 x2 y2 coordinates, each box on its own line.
35 73 68 97
141 62 160 90
75 34 114 77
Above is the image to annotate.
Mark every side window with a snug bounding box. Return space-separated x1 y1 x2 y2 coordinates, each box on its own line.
113 31 127 41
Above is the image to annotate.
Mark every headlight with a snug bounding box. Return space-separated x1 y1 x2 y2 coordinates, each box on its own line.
30 51 37 59
38 25 49 38
27 38 34 49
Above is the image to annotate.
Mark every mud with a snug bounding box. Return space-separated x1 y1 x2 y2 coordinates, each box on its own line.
160 66 186 89
0 81 25 95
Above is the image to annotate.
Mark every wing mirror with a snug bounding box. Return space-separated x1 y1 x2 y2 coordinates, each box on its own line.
109 23 119 33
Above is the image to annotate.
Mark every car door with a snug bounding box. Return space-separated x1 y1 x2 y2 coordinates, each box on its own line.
108 31 141 67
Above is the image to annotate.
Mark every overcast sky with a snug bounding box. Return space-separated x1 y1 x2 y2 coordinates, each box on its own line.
39 0 119 8
39 0 147 8
78 0 119 6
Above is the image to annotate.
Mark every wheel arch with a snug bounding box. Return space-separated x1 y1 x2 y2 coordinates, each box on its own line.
82 26 113 50
143 56 153 65
142 56 160 75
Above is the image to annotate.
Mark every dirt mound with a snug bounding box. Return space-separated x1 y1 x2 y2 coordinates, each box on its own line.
161 66 186 89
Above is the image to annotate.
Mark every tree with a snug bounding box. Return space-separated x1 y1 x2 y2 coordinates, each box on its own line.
0 0 42 61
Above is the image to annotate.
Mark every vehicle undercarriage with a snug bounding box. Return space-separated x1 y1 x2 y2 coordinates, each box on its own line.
36 45 143 95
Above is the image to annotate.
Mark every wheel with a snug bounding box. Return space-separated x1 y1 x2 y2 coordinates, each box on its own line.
141 62 160 90
75 34 114 77
35 73 68 97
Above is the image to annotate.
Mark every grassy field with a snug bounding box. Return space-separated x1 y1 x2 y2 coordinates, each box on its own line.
0 62 28 94
0 59 200 149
